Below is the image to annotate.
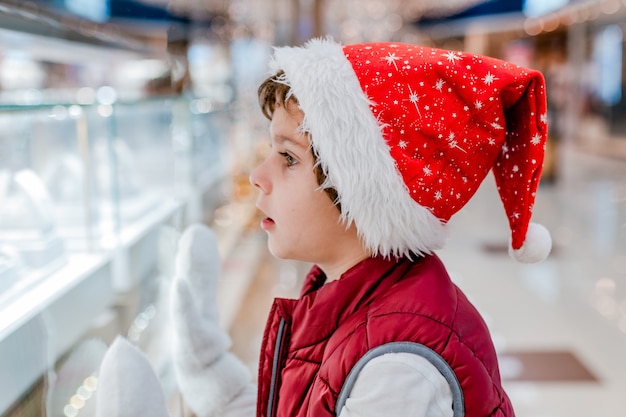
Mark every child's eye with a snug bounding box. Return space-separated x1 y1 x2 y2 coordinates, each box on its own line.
279 152 297 167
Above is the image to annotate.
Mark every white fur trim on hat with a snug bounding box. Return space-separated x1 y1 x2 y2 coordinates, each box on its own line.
269 38 446 258
509 222 552 263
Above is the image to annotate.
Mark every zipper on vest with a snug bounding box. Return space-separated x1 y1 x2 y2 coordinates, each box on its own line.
267 318 286 417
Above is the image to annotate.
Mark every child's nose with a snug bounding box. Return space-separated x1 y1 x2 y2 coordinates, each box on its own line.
249 163 268 193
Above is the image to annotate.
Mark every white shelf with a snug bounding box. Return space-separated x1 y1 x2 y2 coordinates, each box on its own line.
103 198 183 292
0 253 114 415
0 199 183 415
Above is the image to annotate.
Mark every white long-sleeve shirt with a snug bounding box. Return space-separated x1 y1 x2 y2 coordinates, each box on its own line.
218 352 453 417
339 352 453 417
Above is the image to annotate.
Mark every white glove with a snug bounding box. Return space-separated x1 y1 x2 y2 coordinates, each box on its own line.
95 336 169 417
170 223 253 417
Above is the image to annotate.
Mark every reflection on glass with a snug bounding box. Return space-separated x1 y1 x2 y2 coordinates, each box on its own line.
0 169 66 269
94 138 142 199
0 246 22 294
93 137 160 224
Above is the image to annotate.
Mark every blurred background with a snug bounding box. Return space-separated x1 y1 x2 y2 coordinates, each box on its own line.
0 0 624 416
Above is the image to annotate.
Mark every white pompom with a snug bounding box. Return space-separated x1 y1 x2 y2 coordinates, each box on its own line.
509 222 552 263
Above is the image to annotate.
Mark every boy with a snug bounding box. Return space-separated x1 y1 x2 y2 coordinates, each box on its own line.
170 38 552 417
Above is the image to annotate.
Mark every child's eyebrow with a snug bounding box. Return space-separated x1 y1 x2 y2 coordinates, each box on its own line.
273 134 307 150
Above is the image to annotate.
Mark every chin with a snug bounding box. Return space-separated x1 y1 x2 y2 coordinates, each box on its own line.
267 241 290 260
267 241 303 262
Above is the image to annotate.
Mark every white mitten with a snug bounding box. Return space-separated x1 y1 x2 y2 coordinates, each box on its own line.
95 336 169 417
171 223 252 417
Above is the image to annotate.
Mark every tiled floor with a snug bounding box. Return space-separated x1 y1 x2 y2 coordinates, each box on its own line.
225 142 626 417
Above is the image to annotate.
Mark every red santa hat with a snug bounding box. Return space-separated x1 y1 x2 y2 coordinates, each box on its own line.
269 38 551 263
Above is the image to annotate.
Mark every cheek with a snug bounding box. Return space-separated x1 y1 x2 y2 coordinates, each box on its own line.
283 186 338 232
307 192 342 230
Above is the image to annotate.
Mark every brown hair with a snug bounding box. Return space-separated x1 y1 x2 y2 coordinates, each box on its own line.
258 71 340 208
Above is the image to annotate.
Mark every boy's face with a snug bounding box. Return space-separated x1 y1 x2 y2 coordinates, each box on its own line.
250 102 362 266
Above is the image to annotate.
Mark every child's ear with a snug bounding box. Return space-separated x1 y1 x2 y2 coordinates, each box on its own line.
94 336 169 417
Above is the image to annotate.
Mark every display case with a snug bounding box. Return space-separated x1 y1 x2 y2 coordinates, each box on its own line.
0 95 232 416
0 0 244 412
0 98 184 285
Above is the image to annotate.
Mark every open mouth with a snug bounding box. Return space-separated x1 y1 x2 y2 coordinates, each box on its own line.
261 217 275 230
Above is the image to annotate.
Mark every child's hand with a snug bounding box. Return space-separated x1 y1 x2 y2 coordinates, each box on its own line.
95 336 169 417
171 223 230 361
170 223 252 417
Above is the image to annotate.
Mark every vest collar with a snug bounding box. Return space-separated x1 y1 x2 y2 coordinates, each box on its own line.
300 255 411 296
275 255 414 349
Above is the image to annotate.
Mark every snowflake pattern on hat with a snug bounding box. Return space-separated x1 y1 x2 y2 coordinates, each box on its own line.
345 43 547 247
270 38 551 262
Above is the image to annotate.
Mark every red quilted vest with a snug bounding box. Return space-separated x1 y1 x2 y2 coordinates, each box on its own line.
256 254 514 417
